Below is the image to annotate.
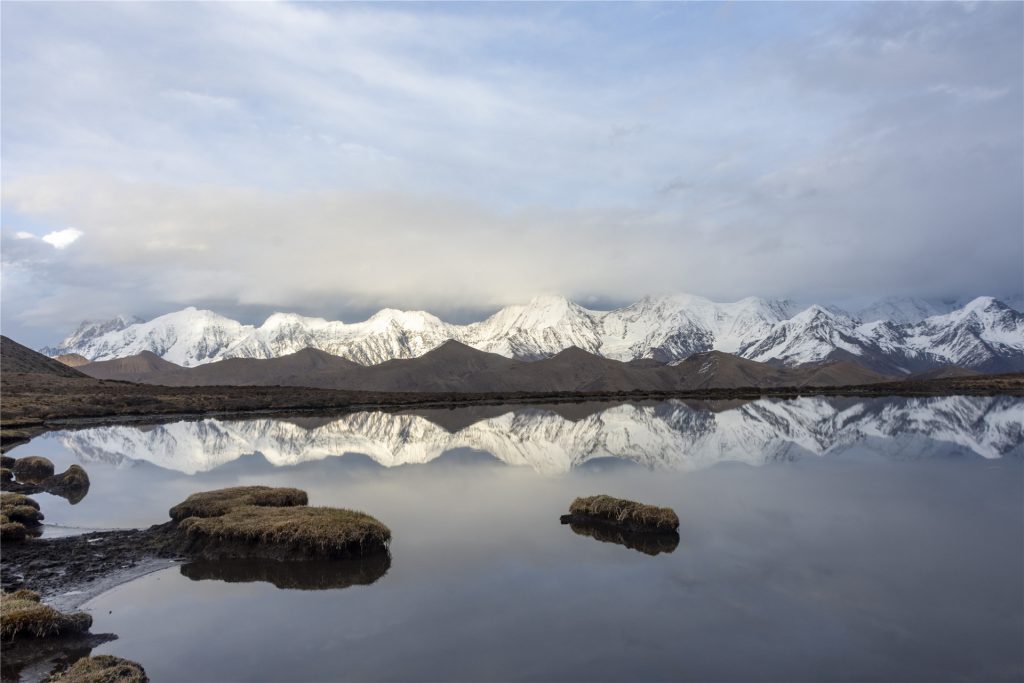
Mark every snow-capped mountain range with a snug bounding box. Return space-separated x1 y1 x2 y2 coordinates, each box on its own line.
54 396 1023 475
43 294 1024 374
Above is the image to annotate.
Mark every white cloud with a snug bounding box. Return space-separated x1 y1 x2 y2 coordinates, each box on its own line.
40 228 83 249
0 2 1021 343
14 231 35 239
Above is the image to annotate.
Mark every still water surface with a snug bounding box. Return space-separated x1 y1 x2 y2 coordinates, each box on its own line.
12 396 1024 682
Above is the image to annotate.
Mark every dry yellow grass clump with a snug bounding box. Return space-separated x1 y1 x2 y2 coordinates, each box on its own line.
48 655 148 683
179 505 391 558
169 486 308 521
1 519 27 542
1 492 40 511
1 492 43 541
11 456 54 483
569 495 679 532
0 590 92 641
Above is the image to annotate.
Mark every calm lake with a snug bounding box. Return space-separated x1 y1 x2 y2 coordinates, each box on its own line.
10 396 1024 682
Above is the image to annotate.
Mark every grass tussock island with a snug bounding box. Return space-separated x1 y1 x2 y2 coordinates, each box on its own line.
48 655 149 683
11 455 54 483
169 485 307 521
0 589 92 641
565 495 680 533
1 492 43 542
180 506 392 560
171 486 391 560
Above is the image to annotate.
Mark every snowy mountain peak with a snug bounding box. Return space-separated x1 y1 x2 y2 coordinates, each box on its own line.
790 304 854 325
958 296 1000 315
41 314 143 357
365 308 445 331
526 294 573 309
262 312 330 328
43 294 1024 372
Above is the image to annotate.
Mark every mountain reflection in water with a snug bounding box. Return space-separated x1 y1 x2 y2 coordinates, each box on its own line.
55 396 1022 475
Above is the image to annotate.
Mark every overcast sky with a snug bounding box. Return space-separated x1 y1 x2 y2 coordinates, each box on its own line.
2 2 1022 346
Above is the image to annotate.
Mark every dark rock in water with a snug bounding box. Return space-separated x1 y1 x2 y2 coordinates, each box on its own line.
180 554 391 590
0 455 15 469
12 456 55 484
563 495 679 533
48 654 148 683
565 520 679 556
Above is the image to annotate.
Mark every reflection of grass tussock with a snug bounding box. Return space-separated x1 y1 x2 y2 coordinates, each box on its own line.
0 632 118 683
180 553 391 590
169 486 307 521
0 590 92 641
47 465 90 502
179 505 391 559
568 521 679 556
49 654 148 682
569 495 679 532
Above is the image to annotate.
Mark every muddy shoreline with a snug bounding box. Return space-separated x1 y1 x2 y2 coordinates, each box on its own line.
1 525 182 611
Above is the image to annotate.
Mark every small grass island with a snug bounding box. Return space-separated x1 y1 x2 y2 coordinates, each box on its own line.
560 495 680 534
171 486 392 560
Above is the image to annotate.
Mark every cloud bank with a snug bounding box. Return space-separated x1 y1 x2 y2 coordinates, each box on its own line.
2 2 1021 345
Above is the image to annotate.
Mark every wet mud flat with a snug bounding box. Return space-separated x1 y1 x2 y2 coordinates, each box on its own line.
1 525 181 611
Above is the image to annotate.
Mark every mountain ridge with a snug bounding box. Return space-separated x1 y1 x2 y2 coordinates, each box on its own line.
72 342 895 393
42 294 1024 374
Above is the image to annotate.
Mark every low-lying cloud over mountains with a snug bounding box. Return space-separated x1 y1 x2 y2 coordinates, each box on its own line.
2 3 1021 346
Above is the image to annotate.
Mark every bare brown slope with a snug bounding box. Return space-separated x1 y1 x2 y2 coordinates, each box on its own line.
68 342 895 393
792 361 892 387
501 347 674 392
167 348 363 388
670 351 788 389
55 353 91 368
80 350 187 381
344 340 523 392
909 365 982 381
0 337 87 378
79 348 364 389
